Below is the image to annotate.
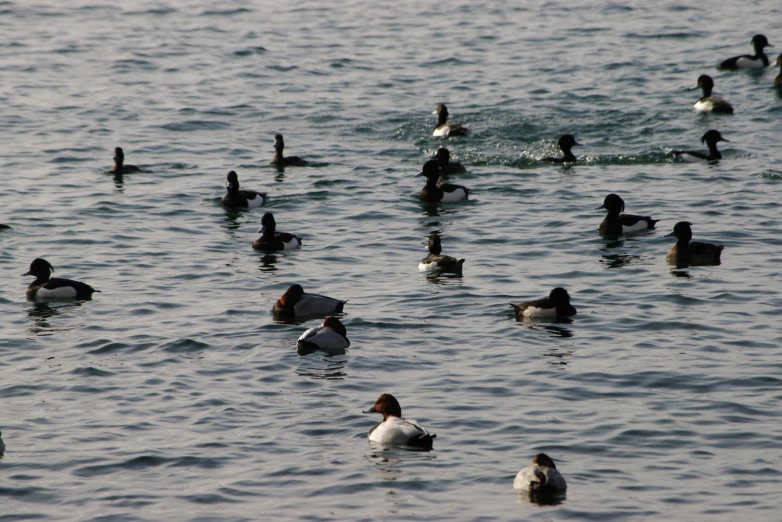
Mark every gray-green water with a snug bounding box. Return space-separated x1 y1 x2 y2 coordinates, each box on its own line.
2 1 782 520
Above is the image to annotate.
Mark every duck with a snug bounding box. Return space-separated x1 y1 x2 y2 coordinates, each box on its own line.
110 147 140 173
597 193 659 236
514 453 567 494
511 288 576 319
252 212 302 252
271 134 307 166
434 147 467 175
672 130 728 162
220 170 266 209
273 284 347 318
693 75 734 114
0 430 4 454
432 104 469 137
775 54 782 86
666 221 723 267
297 316 350 355
23 258 98 300
541 134 581 163
418 233 464 274
418 159 469 202
719 34 773 70
363 393 436 450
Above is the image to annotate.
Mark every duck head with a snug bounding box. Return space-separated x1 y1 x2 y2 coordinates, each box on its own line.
279 284 305 306
427 232 443 255
668 221 693 243
363 393 403 420
532 453 557 469
434 147 451 167
417 159 441 183
258 212 277 234
701 130 728 148
696 75 714 97
597 193 625 216
113 147 125 166
549 287 571 305
558 134 581 152
751 34 772 52
23 258 54 280
225 170 240 192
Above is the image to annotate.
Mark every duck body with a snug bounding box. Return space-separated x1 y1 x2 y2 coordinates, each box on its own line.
673 129 727 162
271 134 308 166
273 284 346 318
514 454 567 494
511 288 576 319
432 104 469 137
775 54 782 86
364 394 435 450
598 193 659 236
418 160 468 203
693 75 734 114
23 258 97 300
434 147 467 175
110 147 140 173
418 233 464 273
418 254 464 273
542 135 580 163
719 35 772 70
297 317 350 355
666 221 723 267
0 431 5 454
252 213 301 252
221 170 266 209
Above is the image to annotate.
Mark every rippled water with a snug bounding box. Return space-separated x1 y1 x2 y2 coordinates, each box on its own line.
2 0 782 520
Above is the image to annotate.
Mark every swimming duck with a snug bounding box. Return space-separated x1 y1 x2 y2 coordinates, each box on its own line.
719 34 773 70
252 212 301 252
693 75 734 114
0 430 4 454
432 104 469 137
23 258 98 300
666 221 723 267
271 134 308 166
110 147 140 173
511 288 576 319
363 393 436 450
434 148 467 175
273 284 347 318
418 233 464 274
597 193 659 236
514 453 567 493
541 135 580 163
672 130 728 162
297 316 350 355
221 170 266 209
418 159 469 202
775 54 782 86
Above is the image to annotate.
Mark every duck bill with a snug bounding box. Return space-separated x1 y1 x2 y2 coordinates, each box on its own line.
258 226 267 234
21 270 31 276
595 204 606 210
362 406 377 414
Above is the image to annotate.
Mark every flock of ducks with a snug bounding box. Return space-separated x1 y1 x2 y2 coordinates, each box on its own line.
13 33 782 500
